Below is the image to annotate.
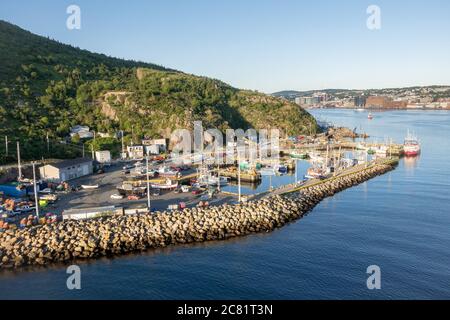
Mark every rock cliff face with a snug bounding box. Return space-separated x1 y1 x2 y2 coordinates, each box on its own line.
0 161 395 269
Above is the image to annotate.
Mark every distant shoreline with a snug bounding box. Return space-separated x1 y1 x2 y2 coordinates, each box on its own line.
305 107 450 111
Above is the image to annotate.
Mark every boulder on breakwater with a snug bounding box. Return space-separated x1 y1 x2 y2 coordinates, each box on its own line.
0 162 395 269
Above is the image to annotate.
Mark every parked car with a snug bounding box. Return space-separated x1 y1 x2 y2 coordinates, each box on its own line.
151 188 161 196
40 194 58 202
111 194 124 200
39 188 53 194
173 187 182 194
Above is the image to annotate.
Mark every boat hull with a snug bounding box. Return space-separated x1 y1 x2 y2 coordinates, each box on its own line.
404 150 420 156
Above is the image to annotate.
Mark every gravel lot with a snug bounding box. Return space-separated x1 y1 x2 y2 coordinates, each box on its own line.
47 163 235 215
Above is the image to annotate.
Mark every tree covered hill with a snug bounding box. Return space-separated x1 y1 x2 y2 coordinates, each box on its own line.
0 20 317 163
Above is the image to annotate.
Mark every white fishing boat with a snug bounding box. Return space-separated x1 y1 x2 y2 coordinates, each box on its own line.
308 152 325 163
198 174 228 186
158 166 179 177
151 179 179 190
305 167 326 180
374 145 388 156
260 167 276 176
81 184 99 190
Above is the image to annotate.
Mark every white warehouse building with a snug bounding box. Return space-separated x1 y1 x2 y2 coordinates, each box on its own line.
39 158 93 183
95 150 111 164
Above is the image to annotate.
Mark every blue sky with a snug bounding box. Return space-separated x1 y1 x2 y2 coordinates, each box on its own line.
1 0 449 93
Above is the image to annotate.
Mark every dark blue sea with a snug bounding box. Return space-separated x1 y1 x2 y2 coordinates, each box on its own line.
1 109 449 299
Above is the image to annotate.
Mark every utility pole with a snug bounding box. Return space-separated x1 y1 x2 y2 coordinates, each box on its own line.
237 151 241 203
32 162 40 218
121 130 125 159
5 136 8 156
389 138 392 159
46 132 50 153
146 156 151 212
91 144 94 160
217 163 221 193
295 160 298 184
17 141 22 180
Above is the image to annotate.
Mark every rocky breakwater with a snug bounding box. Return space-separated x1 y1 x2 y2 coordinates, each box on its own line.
0 162 396 269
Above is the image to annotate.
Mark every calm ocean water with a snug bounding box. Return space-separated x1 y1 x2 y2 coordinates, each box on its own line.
1 109 449 300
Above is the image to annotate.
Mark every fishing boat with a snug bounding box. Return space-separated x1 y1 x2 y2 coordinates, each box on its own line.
199 175 228 186
274 164 288 174
305 167 326 180
81 184 99 190
151 178 179 190
368 113 374 120
404 131 421 156
259 166 276 176
158 166 180 177
289 151 309 159
117 183 147 196
308 152 325 163
374 145 388 156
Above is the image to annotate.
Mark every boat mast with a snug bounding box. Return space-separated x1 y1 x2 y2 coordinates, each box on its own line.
237 152 241 203
217 163 221 193
146 156 151 212
32 162 40 218
17 141 22 180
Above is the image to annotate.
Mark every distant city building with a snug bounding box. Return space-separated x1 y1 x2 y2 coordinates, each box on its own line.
39 158 93 183
354 96 366 107
294 96 320 106
366 96 407 109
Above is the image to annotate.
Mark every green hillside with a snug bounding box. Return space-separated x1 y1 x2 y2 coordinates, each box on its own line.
0 20 317 164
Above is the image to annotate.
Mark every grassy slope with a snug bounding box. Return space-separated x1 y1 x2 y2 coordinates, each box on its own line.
0 20 317 162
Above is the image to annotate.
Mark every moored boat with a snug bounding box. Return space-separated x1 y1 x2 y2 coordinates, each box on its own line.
117 183 147 196
158 166 180 177
274 164 288 174
199 175 228 186
81 184 99 190
403 131 421 156
305 167 326 180
151 178 179 190
290 151 309 159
